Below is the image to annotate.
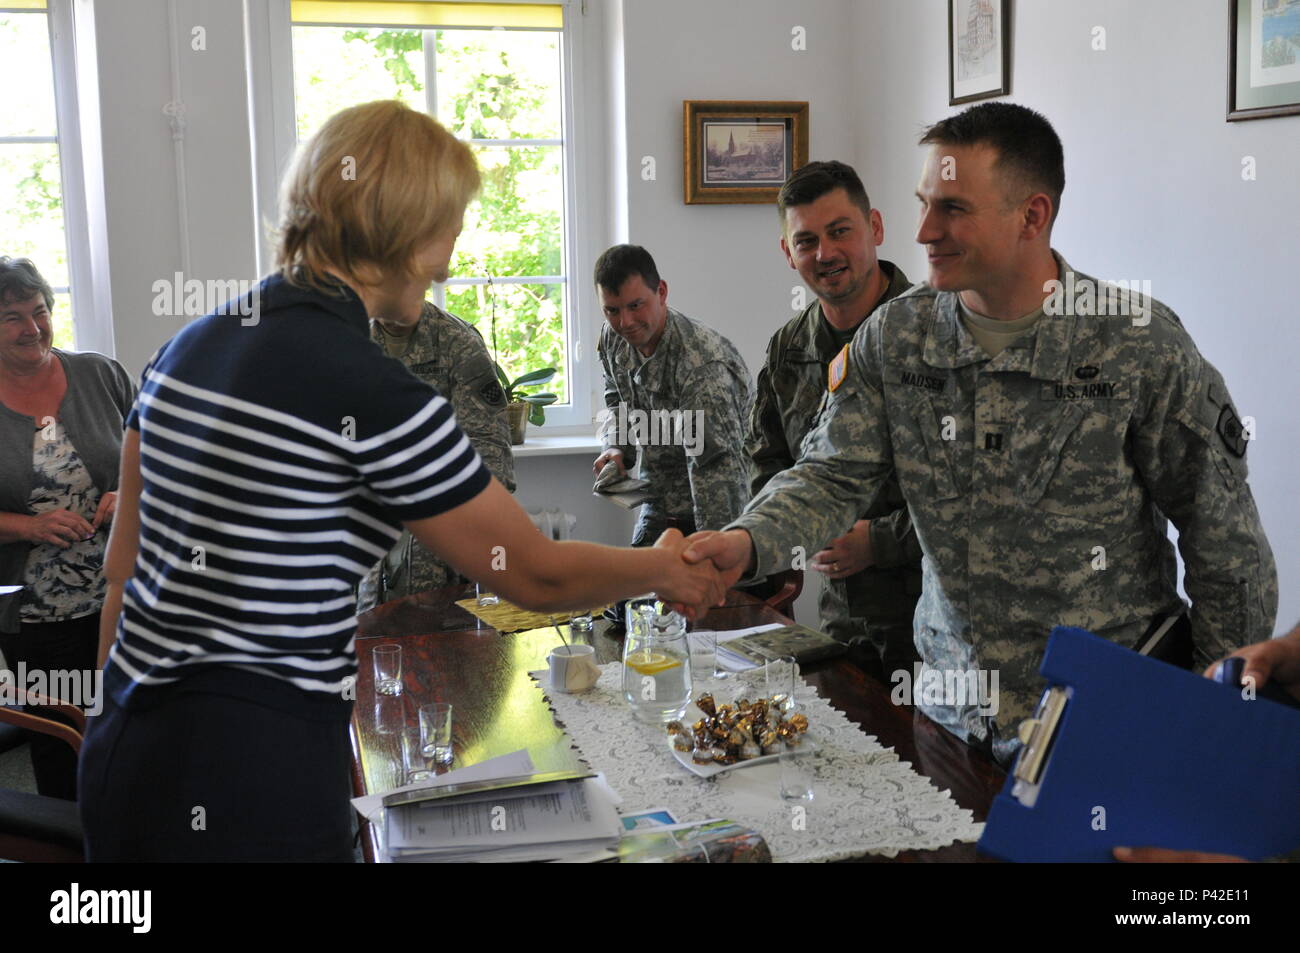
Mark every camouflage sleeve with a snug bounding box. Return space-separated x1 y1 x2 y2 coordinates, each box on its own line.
866 503 922 569
746 332 795 499
1132 334 1278 661
447 328 517 493
597 330 637 469
680 363 753 531
730 330 893 578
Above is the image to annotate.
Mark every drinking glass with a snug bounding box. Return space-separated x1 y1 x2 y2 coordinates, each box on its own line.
373 644 402 696
402 725 434 783
780 741 815 802
419 702 454 765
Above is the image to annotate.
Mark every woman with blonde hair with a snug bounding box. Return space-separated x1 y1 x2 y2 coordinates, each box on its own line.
81 100 724 861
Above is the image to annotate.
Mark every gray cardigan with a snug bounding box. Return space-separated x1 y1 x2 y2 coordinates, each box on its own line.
0 349 137 633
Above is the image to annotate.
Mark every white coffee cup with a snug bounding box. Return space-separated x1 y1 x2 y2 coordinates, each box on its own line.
548 644 599 693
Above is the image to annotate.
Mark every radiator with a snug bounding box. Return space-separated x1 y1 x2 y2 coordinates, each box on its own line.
528 508 577 541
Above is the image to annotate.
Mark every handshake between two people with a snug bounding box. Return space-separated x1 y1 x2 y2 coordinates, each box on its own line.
651 528 754 621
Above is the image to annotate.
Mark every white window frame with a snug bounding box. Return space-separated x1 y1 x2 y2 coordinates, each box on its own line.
246 0 600 433
0 0 105 354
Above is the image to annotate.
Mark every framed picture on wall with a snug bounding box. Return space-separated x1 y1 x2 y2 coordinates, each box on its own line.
948 0 1011 105
683 101 809 205
1228 0 1300 121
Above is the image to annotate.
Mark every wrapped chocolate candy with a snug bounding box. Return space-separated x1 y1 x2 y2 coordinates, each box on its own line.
677 691 812 762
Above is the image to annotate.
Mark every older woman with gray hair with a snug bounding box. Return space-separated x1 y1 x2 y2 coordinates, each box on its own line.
0 257 135 800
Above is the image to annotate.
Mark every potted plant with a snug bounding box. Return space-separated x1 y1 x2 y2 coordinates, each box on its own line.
495 363 558 445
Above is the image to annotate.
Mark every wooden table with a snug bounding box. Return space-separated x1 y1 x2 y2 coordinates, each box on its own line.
351 585 1005 862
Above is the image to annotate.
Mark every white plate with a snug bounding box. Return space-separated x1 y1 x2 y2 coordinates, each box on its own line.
668 732 816 778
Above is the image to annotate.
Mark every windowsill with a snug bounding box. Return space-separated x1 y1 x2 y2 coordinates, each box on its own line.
511 431 603 458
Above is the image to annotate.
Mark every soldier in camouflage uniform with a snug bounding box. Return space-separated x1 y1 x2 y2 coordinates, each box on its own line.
748 160 921 679
593 245 753 546
686 104 1277 765
356 300 516 611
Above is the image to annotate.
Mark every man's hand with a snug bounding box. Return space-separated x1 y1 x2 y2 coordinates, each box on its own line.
1204 624 1300 703
649 528 726 620
91 492 118 532
26 510 95 547
592 448 626 477
810 519 874 578
1114 846 1247 863
682 529 754 593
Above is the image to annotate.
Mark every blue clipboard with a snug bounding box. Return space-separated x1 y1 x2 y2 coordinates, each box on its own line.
977 626 1300 863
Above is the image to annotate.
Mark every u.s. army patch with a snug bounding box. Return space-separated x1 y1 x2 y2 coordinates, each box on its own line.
828 344 849 393
480 381 507 407
1217 405 1247 458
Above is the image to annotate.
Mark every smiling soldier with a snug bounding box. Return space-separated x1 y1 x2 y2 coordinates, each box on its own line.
748 162 921 681
686 103 1277 765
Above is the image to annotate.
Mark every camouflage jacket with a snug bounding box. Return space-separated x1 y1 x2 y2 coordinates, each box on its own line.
730 253 1278 755
358 302 516 610
747 261 922 619
598 308 753 532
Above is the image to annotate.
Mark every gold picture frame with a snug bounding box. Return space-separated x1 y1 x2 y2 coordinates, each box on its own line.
683 101 809 205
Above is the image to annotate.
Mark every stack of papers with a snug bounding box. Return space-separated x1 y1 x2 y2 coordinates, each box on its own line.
385 777 622 863
355 750 622 863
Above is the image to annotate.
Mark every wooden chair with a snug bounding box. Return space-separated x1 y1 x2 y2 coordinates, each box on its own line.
0 693 86 862
759 568 804 619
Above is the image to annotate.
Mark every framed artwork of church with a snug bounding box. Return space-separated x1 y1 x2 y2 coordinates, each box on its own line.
683 101 809 204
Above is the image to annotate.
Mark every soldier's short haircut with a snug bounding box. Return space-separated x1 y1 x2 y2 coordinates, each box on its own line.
593 244 661 295
0 256 54 310
920 102 1065 225
777 161 872 230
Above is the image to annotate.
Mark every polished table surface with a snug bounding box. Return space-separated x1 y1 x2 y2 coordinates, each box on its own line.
351 585 1005 862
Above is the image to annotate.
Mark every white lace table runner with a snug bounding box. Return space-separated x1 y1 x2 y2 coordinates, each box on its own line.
530 664 983 862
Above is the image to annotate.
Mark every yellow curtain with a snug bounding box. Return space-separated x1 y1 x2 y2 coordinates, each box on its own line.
290 1 562 29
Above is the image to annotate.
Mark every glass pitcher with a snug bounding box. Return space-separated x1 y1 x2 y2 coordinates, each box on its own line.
621 599 693 724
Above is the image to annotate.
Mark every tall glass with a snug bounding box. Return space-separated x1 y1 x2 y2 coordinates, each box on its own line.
621 599 693 724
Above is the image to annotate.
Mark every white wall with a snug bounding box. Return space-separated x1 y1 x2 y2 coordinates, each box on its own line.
852 0 1300 633
617 0 858 377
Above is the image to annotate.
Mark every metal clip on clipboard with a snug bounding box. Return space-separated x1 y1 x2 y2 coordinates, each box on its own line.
1009 685 1071 809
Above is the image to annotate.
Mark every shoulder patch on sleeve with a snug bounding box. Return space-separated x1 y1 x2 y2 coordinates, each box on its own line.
479 380 507 407
1216 405 1248 458
828 344 849 393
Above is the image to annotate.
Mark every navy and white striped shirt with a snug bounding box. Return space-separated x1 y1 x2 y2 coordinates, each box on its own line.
105 274 490 716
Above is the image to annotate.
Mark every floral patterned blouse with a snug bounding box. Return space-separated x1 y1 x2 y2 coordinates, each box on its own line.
21 420 106 622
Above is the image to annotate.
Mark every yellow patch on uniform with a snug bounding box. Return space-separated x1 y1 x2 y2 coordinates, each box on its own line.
828 344 849 393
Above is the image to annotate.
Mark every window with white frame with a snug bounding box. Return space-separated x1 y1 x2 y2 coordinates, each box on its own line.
0 0 75 348
283 0 584 422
